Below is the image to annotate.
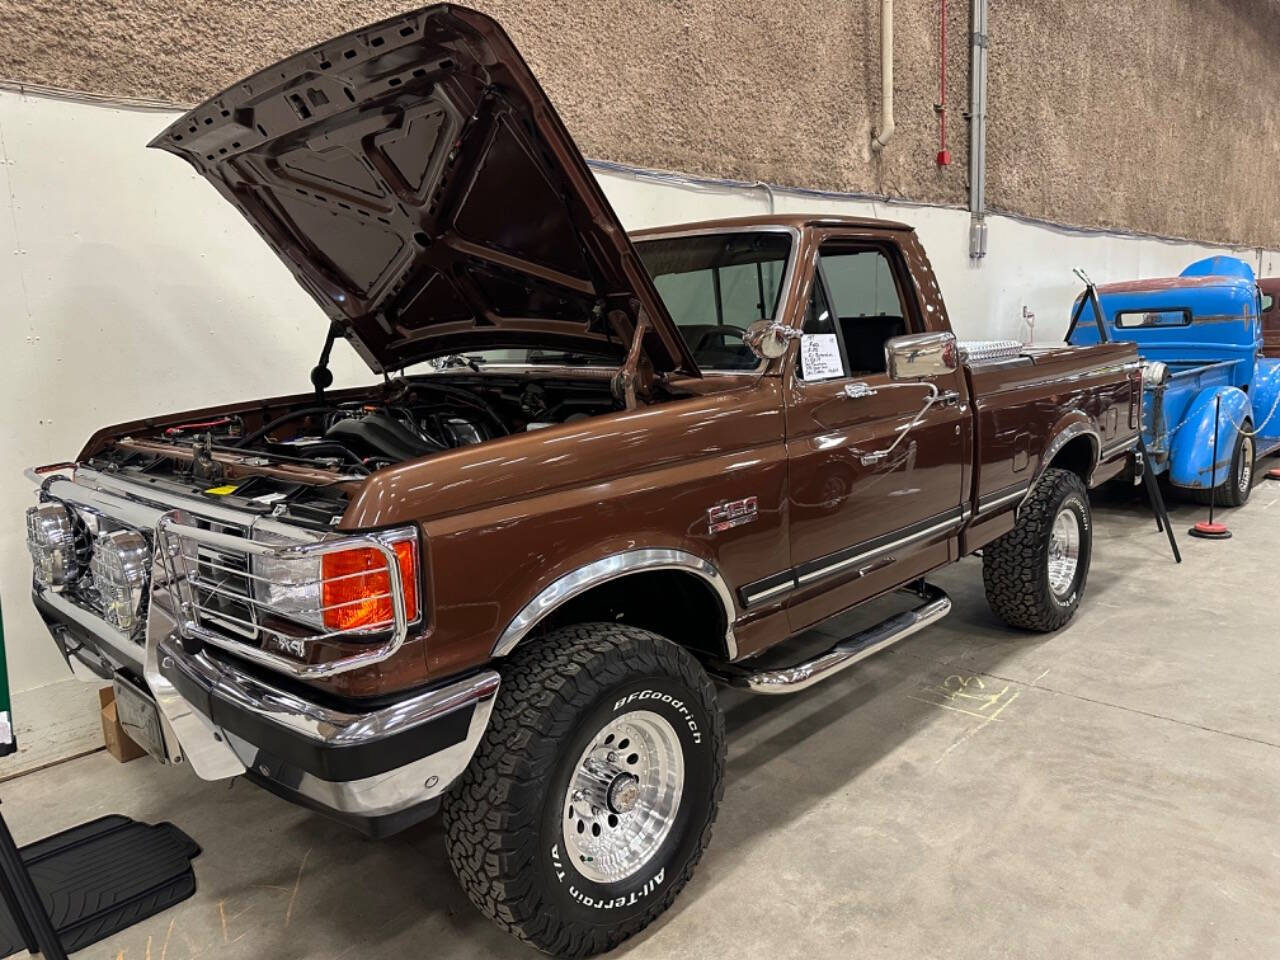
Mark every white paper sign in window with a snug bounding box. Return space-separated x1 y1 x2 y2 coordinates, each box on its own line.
800 333 844 381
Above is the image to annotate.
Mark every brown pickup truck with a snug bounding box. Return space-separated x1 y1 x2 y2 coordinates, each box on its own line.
24 6 1141 957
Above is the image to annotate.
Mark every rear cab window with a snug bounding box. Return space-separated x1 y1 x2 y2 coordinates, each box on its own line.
1114 308 1192 328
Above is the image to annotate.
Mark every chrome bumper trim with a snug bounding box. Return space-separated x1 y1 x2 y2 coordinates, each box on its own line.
34 582 144 673
158 639 500 749
154 635 499 817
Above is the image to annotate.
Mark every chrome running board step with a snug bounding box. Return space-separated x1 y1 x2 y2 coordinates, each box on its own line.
710 582 951 695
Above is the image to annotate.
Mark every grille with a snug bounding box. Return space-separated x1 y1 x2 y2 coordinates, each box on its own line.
189 521 259 641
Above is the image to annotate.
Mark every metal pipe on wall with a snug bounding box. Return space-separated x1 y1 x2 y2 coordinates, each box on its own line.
871 0 895 150
968 0 989 258
937 0 950 165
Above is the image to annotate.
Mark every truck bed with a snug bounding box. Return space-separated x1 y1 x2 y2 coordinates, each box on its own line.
961 342 1140 549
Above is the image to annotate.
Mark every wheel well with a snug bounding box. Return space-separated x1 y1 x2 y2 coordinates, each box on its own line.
1047 434 1096 483
536 570 730 660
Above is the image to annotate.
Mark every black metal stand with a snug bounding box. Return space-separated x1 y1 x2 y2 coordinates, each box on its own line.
1136 438 1181 562
0 801 69 960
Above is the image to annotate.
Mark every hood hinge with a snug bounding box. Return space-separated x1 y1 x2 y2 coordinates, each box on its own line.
610 305 656 410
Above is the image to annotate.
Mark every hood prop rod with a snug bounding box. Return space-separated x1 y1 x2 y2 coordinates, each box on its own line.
310 323 339 403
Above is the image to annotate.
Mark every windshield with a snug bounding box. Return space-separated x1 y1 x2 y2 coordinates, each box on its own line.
406 230 793 372
634 231 791 371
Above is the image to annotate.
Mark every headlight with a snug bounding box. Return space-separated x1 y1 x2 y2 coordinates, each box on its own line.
1141 361 1169 388
253 531 325 628
26 503 82 586
252 527 420 634
90 530 151 631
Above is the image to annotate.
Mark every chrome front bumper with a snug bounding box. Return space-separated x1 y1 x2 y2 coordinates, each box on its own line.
156 637 499 823
29 468 500 833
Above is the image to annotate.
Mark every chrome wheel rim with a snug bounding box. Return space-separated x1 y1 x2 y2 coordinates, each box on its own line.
562 710 684 884
1239 436 1254 494
1047 507 1081 598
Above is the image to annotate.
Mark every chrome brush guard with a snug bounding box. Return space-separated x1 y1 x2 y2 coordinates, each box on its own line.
154 513 411 680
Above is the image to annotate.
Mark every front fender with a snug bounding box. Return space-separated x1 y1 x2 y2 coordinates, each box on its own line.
1168 386 1250 489
1250 358 1280 442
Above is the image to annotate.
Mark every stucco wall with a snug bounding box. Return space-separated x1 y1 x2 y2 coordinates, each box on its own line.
5 1 1276 245
986 0 1280 248
0 0 971 207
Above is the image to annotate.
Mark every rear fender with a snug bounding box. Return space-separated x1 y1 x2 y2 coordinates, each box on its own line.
1168 386 1250 489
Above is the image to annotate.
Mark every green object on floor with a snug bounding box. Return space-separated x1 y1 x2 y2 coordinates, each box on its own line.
0 596 14 756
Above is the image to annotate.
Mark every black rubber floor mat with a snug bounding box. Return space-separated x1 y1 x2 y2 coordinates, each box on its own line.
0 814 200 955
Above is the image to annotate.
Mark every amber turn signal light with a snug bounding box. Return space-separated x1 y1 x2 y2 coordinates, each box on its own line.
321 538 419 631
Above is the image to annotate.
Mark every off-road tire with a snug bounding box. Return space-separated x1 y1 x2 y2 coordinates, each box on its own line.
983 467 1092 632
442 623 725 958
1192 421 1254 508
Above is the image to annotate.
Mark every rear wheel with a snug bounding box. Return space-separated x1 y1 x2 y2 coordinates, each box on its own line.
983 467 1092 632
443 623 725 959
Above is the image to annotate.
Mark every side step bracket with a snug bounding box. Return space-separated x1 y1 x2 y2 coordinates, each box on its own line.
710 582 951 695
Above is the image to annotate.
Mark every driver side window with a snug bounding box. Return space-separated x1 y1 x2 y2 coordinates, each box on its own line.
799 246 908 380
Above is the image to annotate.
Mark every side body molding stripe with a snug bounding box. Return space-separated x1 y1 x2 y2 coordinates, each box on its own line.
492 549 739 659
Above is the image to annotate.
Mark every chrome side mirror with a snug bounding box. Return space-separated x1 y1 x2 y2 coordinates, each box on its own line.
744 320 802 360
886 332 958 381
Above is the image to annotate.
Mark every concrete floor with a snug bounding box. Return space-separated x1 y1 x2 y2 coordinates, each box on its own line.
4 473 1280 960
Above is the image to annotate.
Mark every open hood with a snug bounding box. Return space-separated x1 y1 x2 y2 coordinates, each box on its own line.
149 4 698 377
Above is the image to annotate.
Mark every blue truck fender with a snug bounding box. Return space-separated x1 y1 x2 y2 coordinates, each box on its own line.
1248 359 1280 445
1168 386 1251 490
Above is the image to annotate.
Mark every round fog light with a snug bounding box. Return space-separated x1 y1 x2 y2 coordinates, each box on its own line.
91 530 151 631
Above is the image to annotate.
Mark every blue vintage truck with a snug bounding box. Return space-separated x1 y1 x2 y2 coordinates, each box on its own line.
1068 256 1280 506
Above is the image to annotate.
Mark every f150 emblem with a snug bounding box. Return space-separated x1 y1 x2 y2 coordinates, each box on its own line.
708 496 758 534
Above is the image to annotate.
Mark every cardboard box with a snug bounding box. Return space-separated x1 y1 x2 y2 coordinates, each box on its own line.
99 687 147 763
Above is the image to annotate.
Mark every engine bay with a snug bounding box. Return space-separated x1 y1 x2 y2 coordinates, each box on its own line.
83 373 627 526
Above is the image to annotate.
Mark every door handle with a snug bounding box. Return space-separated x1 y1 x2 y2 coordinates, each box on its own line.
844 382 877 399
936 390 962 407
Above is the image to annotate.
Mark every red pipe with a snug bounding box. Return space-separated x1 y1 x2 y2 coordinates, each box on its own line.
937 0 951 165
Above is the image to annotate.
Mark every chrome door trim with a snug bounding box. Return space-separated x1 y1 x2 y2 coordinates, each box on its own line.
739 507 966 609
493 549 738 659
795 510 963 587
977 482 1031 513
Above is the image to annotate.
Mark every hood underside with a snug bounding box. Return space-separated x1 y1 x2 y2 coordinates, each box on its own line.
149 4 697 377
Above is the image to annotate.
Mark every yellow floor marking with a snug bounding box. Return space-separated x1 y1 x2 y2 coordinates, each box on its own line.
284 847 313 929
160 917 175 960
987 690 1021 720
906 696 1002 722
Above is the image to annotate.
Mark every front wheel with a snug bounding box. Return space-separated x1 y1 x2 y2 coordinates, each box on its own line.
443 623 725 959
983 467 1092 632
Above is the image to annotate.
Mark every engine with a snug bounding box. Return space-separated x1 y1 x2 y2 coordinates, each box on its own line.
87 374 624 492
